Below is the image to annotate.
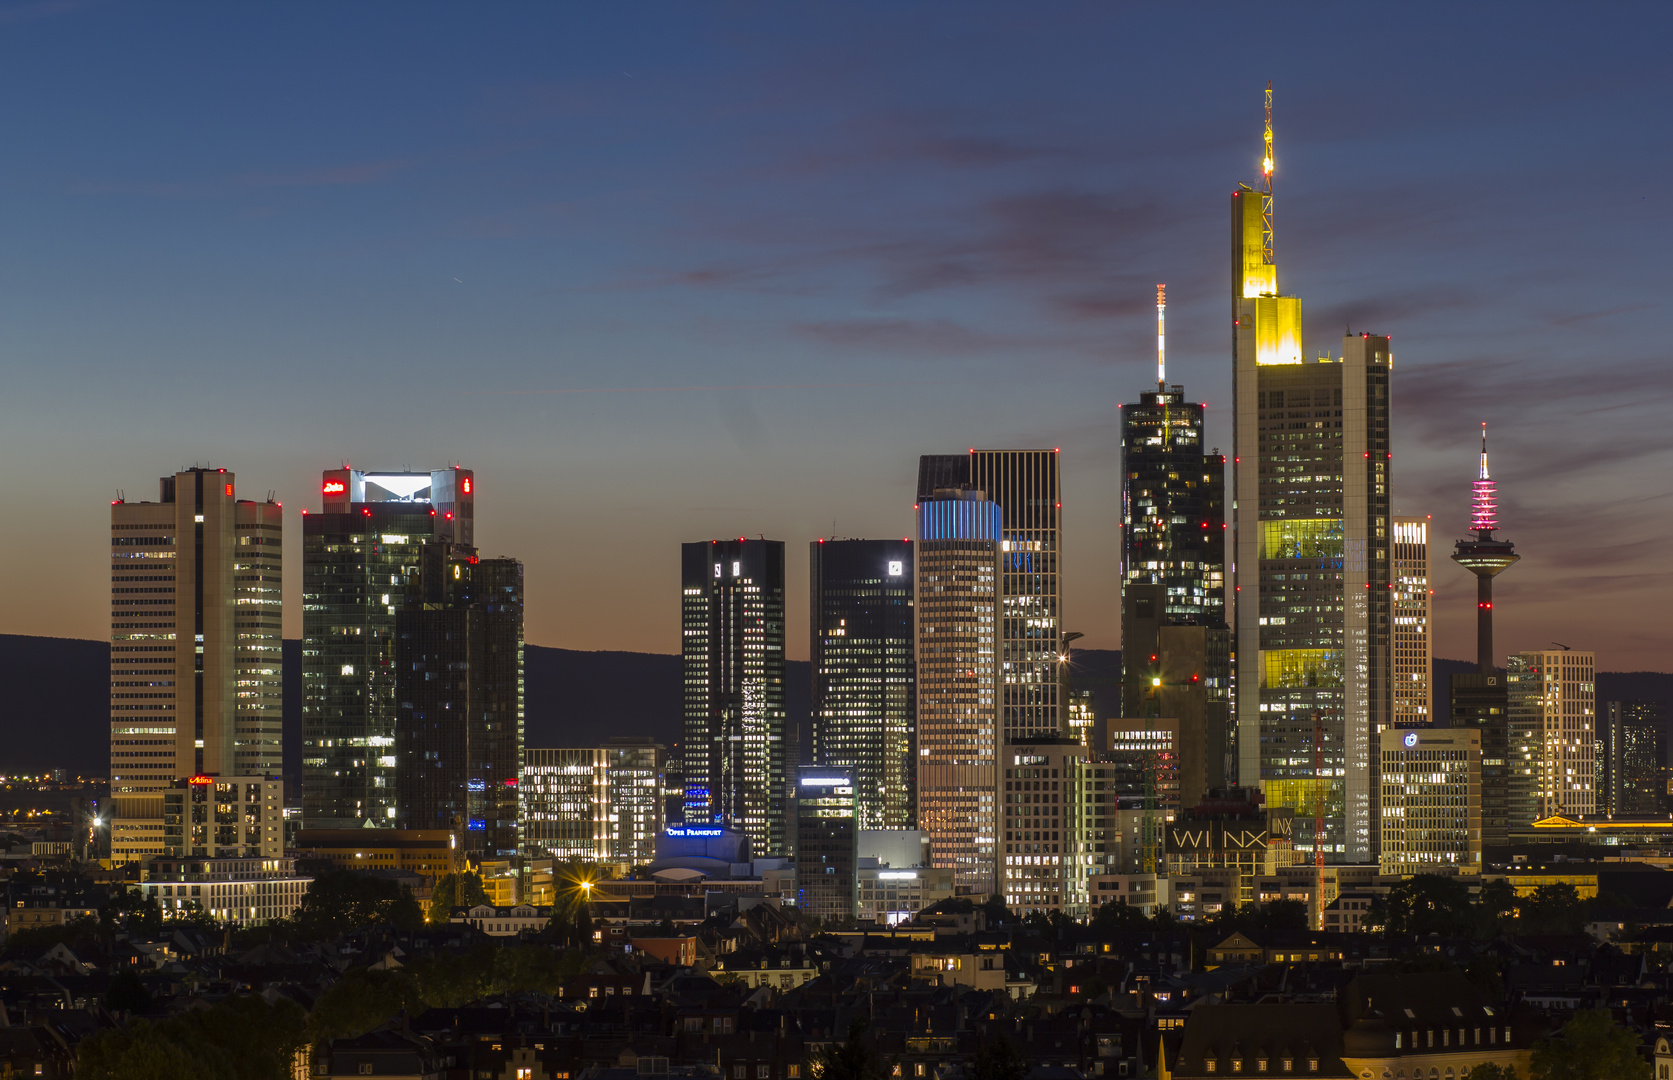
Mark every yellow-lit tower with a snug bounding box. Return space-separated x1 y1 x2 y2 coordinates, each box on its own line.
1231 85 1394 864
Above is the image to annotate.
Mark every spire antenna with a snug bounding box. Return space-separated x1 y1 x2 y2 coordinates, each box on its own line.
1472 421 1497 533
1261 80 1274 267
1156 283 1167 390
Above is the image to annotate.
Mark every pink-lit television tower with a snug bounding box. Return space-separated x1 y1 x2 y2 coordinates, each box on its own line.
1450 423 1519 672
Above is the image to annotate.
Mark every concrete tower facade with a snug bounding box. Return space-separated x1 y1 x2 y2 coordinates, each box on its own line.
1391 516 1433 727
109 468 282 862
1507 649 1596 823
914 488 1002 896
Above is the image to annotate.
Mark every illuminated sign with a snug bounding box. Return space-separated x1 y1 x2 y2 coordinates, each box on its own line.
363 474 432 503
322 481 346 495
466 819 486 831
664 827 723 838
799 777 850 787
1403 732 1419 748
503 778 517 787
187 775 214 786
467 779 486 792
224 484 233 497
461 477 472 494
877 871 918 881
887 560 903 576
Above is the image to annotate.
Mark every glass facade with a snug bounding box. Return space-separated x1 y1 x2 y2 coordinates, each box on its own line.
301 468 473 830
521 741 663 865
681 539 788 854
809 539 916 831
1391 516 1432 727
1120 390 1225 626
795 766 858 921
1601 700 1665 815
1507 650 1596 823
1001 737 1088 917
393 544 524 857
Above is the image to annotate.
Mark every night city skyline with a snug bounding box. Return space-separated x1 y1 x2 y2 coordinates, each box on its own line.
2 7 1669 670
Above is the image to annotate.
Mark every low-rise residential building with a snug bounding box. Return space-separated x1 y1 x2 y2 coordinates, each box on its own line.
856 863 954 925
294 829 462 880
449 903 552 937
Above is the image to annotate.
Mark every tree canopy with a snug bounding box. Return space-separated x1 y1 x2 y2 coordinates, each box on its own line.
427 871 492 924
78 994 307 1080
292 871 424 939
1531 1008 1649 1080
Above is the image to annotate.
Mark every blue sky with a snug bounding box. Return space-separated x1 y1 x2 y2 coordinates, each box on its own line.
2 3 1669 667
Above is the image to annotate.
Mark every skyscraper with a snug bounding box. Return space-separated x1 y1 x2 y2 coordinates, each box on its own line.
1002 735 1090 916
301 467 473 830
394 543 524 857
1601 701 1666 815
1448 425 1517 852
795 765 859 921
914 488 1002 895
109 468 282 863
810 539 916 830
1231 90 1393 862
1120 285 1226 628
1507 649 1596 823
681 539 789 854
1391 516 1433 727
1121 582 1230 812
918 450 1063 742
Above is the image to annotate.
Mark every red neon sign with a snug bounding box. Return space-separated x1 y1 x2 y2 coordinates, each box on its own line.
224 484 233 497
461 477 472 494
187 775 214 786
323 480 346 495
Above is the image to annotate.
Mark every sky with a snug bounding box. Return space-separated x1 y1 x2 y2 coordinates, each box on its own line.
1 4 1669 669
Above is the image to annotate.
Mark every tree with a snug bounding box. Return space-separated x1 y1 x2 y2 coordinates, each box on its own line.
1477 878 1519 923
1381 874 1473 936
1091 900 1149 934
79 995 306 1080
77 1022 211 1080
307 968 420 1044
809 1020 890 1080
1531 1008 1649 1080
1518 884 1586 936
1463 1065 1517 1080
972 1032 1029 1080
291 871 423 939
428 871 492 924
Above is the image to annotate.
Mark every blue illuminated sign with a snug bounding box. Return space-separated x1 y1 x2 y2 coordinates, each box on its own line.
664 827 723 838
1403 732 1419 748
467 779 486 792
466 818 486 831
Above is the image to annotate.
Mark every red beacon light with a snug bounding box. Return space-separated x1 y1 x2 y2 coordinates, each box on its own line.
445 512 453 520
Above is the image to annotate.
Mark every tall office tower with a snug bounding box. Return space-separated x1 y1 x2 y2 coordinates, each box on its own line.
1001 735 1089 917
1377 728 1481 877
1120 286 1227 629
109 469 283 863
1601 702 1666 815
1066 689 1096 746
1447 426 1517 851
302 468 473 829
795 766 859 921
522 740 665 864
1507 650 1596 823
1391 517 1433 727
1121 583 1231 811
914 488 1003 895
810 539 916 830
1231 90 1393 862
918 450 1062 741
393 543 524 857
681 539 789 854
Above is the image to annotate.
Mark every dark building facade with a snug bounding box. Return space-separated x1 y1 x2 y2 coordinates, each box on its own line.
810 539 916 831
1121 583 1230 810
1602 700 1666 815
394 544 524 857
1450 672 1510 852
794 766 858 921
302 468 474 830
681 539 789 855
1120 388 1226 627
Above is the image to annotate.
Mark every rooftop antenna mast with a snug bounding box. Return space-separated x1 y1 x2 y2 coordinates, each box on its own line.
1262 80 1274 268
1156 283 1167 391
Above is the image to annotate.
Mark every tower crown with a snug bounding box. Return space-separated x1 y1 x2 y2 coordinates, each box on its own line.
1471 422 1498 534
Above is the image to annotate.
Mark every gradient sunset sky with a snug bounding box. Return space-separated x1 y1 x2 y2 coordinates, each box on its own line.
2 4 1668 669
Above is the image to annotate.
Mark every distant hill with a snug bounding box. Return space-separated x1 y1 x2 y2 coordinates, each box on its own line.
3 633 1666 776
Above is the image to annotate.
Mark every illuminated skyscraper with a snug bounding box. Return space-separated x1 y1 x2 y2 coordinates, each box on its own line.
810 539 916 830
795 766 859 921
1601 701 1665 815
1391 516 1433 727
394 543 524 857
914 488 1002 895
109 468 282 863
1378 727 1481 876
1231 88 1393 862
681 539 789 855
1120 285 1226 628
1507 649 1596 823
301 468 473 829
918 450 1062 741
